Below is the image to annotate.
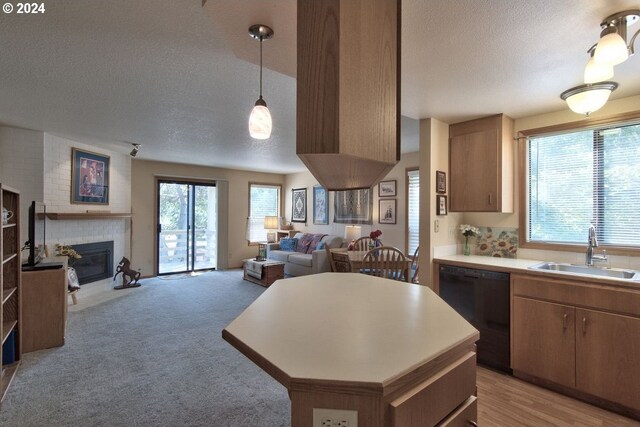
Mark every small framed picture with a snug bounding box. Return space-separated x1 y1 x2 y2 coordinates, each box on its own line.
378 180 397 197
291 188 307 223
379 199 396 224
436 195 447 216
436 170 446 194
313 186 328 225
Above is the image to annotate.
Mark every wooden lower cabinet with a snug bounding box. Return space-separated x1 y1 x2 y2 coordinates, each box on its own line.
576 308 640 411
512 274 640 417
512 297 575 388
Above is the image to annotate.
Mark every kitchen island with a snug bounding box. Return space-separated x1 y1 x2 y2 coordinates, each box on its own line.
223 272 479 426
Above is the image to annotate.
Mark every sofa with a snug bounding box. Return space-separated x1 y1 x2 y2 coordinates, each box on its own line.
266 233 345 277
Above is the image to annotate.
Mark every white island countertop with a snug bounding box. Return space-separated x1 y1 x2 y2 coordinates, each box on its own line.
223 272 479 391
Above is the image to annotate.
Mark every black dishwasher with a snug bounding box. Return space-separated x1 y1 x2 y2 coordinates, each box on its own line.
439 264 511 373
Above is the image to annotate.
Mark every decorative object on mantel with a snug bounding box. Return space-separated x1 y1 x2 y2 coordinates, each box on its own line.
113 257 141 290
459 224 480 256
71 147 110 205
475 227 518 258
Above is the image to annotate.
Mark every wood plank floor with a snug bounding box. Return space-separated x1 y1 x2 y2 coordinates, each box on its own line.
477 367 640 426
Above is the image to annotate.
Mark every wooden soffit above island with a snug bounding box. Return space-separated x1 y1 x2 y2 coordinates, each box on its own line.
296 0 401 190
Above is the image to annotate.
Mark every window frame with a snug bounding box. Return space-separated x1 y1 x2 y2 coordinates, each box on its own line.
518 110 640 256
405 167 419 256
247 182 282 245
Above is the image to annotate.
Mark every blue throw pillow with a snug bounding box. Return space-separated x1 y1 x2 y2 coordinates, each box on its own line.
316 241 325 250
279 238 297 252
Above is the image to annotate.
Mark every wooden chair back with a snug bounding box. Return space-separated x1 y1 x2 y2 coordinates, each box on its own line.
409 246 420 284
326 247 351 273
353 237 384 251
360 246 408 282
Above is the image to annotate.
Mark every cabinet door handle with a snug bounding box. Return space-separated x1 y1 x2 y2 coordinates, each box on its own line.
582 317 587 334
468 421 478 427
488 193 492 205
563 313 568 329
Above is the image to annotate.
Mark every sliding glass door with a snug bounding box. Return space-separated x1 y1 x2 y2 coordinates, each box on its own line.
157 180 217 275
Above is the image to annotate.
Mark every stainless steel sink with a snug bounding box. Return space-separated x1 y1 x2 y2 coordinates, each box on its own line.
529 262 640 280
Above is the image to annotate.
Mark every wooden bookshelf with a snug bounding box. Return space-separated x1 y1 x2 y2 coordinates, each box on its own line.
1 183 21 407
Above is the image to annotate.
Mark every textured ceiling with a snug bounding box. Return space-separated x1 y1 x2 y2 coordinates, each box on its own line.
0 0 638 174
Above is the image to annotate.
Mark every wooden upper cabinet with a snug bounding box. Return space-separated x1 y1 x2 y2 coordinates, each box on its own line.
296 0 401 190
449 114 514 212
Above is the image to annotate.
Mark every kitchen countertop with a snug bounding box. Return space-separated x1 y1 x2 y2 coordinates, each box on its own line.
223 272 478 387
433 255 640 288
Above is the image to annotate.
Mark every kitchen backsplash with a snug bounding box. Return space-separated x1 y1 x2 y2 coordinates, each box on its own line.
475 227 518 258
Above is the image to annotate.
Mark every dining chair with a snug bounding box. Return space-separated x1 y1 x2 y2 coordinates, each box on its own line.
360 246 408 282
409 246 420 284
353 236 384 251
326 247 351 272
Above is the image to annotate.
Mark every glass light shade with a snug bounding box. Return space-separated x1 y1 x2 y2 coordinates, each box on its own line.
565 89 612 115
584 57 614 83
344 225 362 241
594 32 629 66
249 104 272 139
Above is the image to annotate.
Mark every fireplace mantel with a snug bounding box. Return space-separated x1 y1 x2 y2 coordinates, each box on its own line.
38 212 132 220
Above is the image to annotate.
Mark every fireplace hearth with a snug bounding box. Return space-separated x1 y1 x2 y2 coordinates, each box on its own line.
71 241 114 285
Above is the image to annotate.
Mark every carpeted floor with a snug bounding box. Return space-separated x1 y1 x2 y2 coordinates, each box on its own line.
0 270 290 427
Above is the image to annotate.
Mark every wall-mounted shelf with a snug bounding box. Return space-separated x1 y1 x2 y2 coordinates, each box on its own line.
38 212 132 220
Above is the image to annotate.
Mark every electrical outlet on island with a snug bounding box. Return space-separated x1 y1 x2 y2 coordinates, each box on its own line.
312 408 358 427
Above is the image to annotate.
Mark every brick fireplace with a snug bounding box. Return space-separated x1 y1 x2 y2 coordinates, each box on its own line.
72 241 114 285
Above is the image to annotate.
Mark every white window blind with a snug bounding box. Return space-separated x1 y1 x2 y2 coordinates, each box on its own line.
528 122 640 247
248 184 280 243
407 169 420 255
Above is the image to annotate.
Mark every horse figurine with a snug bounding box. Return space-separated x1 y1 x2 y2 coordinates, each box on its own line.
113 257 141 289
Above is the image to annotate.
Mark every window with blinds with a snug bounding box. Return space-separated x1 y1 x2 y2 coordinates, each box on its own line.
407 169 420 255
247 183 281 244
527 122 640 247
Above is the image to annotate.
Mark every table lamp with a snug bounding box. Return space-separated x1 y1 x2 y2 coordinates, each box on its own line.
264 216 279 243
344 225 361 242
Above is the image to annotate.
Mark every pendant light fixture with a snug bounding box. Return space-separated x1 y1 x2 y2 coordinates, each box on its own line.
248 24 274 140
560 82 618 116
593 10 639 66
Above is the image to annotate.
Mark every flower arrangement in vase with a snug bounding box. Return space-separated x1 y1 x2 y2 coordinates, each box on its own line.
459 224 479 256
369 229 383 250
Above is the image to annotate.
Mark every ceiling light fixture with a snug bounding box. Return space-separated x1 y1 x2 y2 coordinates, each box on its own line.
584 45 614 83
594 9 640 66
130 143 141 157
560 82 618 116
248 24 274 140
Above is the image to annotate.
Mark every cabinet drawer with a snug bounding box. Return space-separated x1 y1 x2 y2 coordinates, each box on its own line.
437 396 478 427
390 352 476 427
512 274 640 317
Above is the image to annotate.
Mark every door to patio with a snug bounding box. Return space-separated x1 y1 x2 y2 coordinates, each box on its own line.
157 180 218 275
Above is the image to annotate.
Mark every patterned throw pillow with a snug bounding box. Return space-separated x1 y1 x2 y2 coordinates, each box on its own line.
279 238 297 252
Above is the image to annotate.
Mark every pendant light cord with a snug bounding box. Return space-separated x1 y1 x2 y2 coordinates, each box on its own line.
259 37 263 99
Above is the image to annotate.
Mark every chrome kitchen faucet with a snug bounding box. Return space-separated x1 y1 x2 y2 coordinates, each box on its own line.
586 224 608 266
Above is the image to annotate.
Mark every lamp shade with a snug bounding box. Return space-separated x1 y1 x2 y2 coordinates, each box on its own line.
584 56 614 83
560 82 618 115
344 225 362 241
594 30 629 66
264 216 279 230
249 103 272 139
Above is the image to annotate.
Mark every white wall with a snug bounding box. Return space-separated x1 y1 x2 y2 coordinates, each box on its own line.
284 152 419 251
0 127 45 240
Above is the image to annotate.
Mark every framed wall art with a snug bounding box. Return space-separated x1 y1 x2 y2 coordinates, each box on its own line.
436 170 446 194
313 186 329 225
334 189 372 224
378 180 397 197
291 188 307 223
436 195 448 216
378 199 396 224
71 148 110 205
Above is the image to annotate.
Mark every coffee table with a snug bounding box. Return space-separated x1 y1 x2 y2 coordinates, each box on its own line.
243 259 285 287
